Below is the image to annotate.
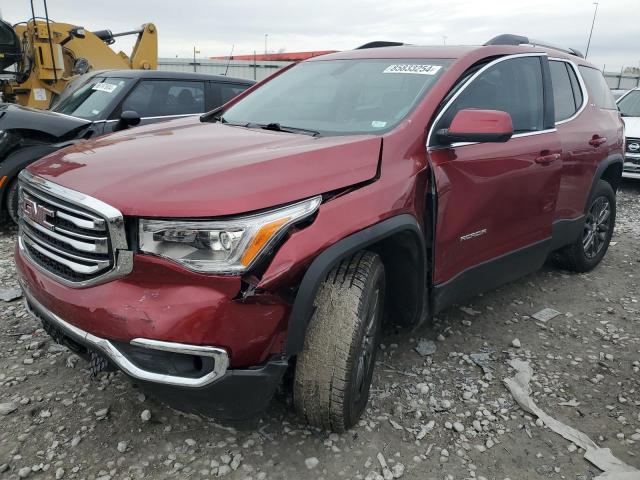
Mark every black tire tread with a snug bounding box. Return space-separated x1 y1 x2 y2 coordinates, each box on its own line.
293 250 383 432
5 178 20 226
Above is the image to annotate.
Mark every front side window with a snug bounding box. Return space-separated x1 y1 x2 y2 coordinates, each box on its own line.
51 77 132 120
221 59 450 136
617 90 640 117
432 56 544 143
549 60 583 121
578 66 617 110
121 80 205 117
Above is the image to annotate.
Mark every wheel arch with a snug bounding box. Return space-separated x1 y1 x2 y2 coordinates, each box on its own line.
585 153 623 212
0 144 60 215
284 214 426 356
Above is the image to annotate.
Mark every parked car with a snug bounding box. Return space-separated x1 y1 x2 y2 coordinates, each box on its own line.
616 87 640 179
0 70 254 223
15 35 623 431
611 89 629 100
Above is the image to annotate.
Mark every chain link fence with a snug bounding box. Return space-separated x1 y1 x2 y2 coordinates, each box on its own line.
604 71 640 90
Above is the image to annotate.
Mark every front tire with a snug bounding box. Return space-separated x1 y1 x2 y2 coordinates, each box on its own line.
556 180 615 272
5 178 20 226
294 251 385 432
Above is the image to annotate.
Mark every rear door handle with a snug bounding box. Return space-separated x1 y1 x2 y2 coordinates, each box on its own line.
535 153 560 164
589 136 607 147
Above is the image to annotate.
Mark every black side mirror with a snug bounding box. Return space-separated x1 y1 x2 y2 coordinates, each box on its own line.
115 111 141 131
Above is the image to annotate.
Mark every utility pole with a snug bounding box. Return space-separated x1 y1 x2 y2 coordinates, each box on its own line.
192 46 200 72
264 34 268 55
442 36 447 45
585 2 598 59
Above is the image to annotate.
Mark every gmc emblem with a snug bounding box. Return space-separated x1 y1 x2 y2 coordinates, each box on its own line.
23 197 55 230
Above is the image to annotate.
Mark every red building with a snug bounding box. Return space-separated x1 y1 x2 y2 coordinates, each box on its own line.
210 51 337 62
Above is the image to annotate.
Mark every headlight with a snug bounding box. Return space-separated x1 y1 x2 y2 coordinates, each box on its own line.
139 196 322 274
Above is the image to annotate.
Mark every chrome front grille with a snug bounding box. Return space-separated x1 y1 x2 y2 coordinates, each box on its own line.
18 170 133 287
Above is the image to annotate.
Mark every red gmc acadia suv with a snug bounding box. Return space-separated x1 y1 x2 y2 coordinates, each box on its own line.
15 35 624 431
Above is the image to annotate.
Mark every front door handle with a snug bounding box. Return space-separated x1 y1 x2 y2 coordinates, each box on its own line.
589 136 607 147
535 153 560 164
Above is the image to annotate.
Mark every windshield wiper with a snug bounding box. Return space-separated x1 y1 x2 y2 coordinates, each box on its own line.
257 122 320 137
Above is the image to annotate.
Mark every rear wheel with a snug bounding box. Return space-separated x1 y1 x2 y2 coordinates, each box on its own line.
555 180 615 272
5 178 20 226
294 251 385 432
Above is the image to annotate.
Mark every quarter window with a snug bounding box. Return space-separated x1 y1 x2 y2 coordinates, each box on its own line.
578 66 617 110
549 60 583 122
433 56 544 143
121 80 205 117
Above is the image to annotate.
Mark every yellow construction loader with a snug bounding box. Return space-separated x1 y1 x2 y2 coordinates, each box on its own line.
0 3 157 109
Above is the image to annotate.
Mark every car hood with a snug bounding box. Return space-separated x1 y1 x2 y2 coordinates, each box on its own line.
623 116 640 138
0 103 90 138
28 117 382 217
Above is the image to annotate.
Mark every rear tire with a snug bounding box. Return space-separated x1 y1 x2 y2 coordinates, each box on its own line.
5 178 20 226
555 180 615 272
294 251 385 432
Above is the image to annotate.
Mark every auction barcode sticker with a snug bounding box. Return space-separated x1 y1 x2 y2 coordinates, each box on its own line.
92 82 118 93
383 64 442 75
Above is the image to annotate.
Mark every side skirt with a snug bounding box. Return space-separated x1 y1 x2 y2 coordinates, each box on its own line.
432 238 551 314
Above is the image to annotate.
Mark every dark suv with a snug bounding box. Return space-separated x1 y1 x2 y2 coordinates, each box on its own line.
15 35 624 431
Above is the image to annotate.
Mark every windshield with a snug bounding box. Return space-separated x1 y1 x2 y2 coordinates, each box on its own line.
617 90 640 117
50 77 132 120
221 59 450 135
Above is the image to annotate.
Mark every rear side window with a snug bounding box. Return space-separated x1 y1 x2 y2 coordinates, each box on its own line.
578 66 617 110
433 56 544 139
122 80 205 117
549 61 584 121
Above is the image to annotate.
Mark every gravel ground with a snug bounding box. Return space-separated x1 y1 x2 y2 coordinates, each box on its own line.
1 181 639 480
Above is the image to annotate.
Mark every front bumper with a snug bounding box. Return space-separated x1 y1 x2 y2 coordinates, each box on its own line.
15 244 290 368
623 153 640 179
22 281 229 387
21 278 288 419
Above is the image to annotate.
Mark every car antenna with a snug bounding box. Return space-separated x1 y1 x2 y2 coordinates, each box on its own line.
224 44 234 76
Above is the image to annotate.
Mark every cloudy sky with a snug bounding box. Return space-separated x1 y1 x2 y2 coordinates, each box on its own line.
2 0 639 71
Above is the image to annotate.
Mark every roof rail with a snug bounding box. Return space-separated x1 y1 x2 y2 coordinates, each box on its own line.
484 34 584 58
356 41 404 50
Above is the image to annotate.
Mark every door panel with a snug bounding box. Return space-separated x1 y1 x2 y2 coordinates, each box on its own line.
430 134 561 284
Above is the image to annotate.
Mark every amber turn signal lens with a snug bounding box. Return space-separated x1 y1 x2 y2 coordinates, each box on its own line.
240 217 289 266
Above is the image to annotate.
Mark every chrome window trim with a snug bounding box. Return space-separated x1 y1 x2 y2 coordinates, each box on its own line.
549 57 589 125
426 52 549 149
20 282 229 388
18 170 133 288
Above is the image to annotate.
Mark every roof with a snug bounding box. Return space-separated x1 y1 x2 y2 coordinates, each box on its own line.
88 69 254 84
